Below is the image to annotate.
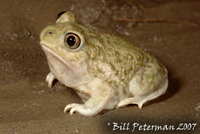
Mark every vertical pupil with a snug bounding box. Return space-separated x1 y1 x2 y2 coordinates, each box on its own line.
67 36 76 46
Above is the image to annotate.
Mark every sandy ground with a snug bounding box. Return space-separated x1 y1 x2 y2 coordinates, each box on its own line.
0 0 200 134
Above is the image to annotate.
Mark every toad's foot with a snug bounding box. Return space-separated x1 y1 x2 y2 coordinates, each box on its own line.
64 103 95 116
116 97 144 109
46 72 56 88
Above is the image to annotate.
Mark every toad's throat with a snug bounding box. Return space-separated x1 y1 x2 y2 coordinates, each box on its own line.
41 44 75 70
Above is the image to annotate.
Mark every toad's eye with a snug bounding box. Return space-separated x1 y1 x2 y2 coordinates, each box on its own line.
64 33 81 49
57 11 66 20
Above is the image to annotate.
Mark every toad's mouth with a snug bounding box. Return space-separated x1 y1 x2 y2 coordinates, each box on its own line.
40 44 75 69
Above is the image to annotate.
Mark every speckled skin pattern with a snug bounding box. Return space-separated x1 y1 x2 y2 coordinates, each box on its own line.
40 12 168 116
86 33 151 97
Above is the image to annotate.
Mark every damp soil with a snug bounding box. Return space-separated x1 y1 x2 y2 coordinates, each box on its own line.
0 0 200 134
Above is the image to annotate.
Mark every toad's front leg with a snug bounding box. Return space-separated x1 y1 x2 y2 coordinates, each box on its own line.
64 79 114 116
46 72 56 88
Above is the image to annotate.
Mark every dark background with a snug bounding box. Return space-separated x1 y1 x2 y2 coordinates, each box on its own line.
0 0 199 133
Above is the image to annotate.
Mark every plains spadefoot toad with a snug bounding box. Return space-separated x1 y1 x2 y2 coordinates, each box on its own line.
40 11 168 116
